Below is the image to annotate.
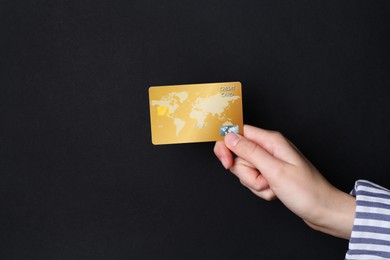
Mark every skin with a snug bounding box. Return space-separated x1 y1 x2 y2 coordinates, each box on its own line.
214 124 356 239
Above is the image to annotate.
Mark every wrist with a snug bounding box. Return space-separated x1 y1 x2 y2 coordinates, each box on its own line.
305 187 356 239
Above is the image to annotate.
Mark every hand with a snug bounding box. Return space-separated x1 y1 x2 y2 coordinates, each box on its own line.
214 125 355 239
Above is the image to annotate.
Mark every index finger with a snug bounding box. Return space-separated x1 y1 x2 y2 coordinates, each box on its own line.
224 132 285 183
243 125 302 165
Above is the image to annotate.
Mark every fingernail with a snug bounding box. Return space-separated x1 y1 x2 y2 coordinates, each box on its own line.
225 133 239 147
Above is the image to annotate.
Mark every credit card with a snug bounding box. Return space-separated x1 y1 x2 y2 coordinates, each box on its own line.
149 82 243 145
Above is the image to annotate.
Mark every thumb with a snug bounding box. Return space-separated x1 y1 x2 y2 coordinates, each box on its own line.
224 133 284 181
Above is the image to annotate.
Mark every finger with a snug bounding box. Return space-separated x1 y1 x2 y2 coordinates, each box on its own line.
230 157 269 192
248 187 276 201
213 141 234 169
229 157 276 200
224 132 286 183
243 125 301 164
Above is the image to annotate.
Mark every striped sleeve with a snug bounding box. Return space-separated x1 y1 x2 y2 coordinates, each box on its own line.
345 180 390 260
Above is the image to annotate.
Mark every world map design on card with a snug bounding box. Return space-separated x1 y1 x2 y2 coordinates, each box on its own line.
149 82 243 145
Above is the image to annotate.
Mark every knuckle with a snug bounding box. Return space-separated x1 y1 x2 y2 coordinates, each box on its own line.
263 193 274 201
239 179 250 189
252 181 265 192
241 140 258 160
272 163 287 178
268 131 287 151
252 177 266 192
270 130 285 141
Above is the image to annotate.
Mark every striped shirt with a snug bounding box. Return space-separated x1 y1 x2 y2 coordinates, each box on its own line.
345 180 390 259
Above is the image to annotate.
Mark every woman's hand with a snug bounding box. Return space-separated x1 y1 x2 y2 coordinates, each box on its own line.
214 125 355 239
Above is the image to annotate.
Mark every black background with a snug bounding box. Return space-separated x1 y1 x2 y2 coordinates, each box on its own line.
1 1 390 259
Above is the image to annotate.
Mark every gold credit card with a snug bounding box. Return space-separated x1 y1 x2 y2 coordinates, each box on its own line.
149 82 243 145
